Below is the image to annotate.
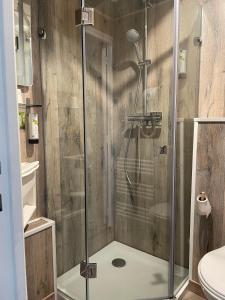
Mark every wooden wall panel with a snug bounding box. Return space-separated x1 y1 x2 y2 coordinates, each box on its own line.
192 122 225 282
31 0 47 217
198 0 225 117
178 0 202 119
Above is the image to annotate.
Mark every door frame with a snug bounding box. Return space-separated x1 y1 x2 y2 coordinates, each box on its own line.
169 0 180 297
0 0 27 299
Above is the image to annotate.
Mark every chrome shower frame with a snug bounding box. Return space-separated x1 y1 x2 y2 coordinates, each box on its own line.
169 0 180 297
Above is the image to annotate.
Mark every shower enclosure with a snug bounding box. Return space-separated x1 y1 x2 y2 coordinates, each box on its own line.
39 0 202 299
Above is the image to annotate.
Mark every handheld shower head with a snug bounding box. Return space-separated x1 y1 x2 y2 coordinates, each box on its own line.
126 29 140 44
126 29 143 63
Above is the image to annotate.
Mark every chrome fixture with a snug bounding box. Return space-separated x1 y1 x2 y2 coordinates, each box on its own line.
160 145 168 155
112 258 126 268
193 36 202 47
127 112 162 124
75 7 95 27
38 28 47 40
124 2 159 197
80 261 97 279
126 29 143 64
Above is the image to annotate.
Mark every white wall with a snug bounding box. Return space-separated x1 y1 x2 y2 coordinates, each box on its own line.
0 0 27 299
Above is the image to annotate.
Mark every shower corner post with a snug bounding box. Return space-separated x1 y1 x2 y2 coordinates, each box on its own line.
79 0 91 298
169 0 180 298
144 0 148 115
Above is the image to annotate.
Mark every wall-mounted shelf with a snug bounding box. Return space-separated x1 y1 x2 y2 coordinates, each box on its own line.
18 103 42 110
194 117 225 123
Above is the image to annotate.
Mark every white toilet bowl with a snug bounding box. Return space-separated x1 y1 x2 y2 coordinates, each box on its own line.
198 246 225 300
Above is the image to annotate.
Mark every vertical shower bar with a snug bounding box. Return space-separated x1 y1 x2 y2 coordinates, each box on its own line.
169 0 180 298
80 0 89 299
144 1 148 115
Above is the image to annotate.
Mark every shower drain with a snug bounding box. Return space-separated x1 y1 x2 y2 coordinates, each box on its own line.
112 258 126 268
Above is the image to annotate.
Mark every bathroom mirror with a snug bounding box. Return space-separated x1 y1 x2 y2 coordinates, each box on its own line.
14 0 33 86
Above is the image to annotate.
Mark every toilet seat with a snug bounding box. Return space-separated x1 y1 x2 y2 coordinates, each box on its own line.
198 247 225 300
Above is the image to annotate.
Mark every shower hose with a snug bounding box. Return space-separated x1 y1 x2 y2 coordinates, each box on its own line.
124 68 142 193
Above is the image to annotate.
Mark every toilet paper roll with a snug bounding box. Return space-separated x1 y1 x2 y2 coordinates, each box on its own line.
179 49 187 76
196 192 212 218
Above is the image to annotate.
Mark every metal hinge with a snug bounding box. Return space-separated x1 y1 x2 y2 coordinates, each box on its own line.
75 7 94 27
80 261 97 279
193 36 202 47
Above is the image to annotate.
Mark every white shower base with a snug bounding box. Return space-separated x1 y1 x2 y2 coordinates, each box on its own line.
58 241 188 300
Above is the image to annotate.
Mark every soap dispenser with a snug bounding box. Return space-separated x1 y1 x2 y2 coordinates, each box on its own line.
28 112 39 144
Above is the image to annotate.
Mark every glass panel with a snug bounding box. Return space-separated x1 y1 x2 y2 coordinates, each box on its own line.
83 1 176 299
38 1 86 299
174 0 202 294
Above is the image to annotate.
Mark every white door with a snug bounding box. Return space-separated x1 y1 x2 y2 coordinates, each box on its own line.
0 1 27 299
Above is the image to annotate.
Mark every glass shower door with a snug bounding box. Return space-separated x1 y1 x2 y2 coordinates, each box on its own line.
81 0 178 299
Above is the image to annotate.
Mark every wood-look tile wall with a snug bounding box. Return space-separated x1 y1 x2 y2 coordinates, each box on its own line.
178 0 202 119
198 0 225 117
175 0 202 268
192 122 225 282
191 0 225 284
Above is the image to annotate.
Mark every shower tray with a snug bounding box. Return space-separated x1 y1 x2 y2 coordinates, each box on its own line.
57 241 188 300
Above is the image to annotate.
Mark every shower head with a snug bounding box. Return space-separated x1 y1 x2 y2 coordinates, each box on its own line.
126 29 140 44
126 29 142 63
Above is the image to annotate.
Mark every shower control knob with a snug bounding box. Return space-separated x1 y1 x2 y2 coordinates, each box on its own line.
160 145 167 154
38 28 47 40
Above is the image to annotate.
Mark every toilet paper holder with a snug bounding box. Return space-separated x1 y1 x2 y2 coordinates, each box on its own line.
198 192 207 201
196 192 212 218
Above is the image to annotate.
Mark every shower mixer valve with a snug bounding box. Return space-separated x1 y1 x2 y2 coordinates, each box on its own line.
160 145 168 155
138 59 151 67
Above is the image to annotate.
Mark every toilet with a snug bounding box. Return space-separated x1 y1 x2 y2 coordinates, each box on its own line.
198 246 225 300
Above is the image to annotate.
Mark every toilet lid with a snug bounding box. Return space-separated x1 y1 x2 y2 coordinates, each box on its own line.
198 246 225 298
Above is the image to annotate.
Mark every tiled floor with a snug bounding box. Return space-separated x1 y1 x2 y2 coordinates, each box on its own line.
181 291 206 300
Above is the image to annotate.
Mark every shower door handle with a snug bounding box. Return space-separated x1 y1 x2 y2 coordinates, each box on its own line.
0 194 2 212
